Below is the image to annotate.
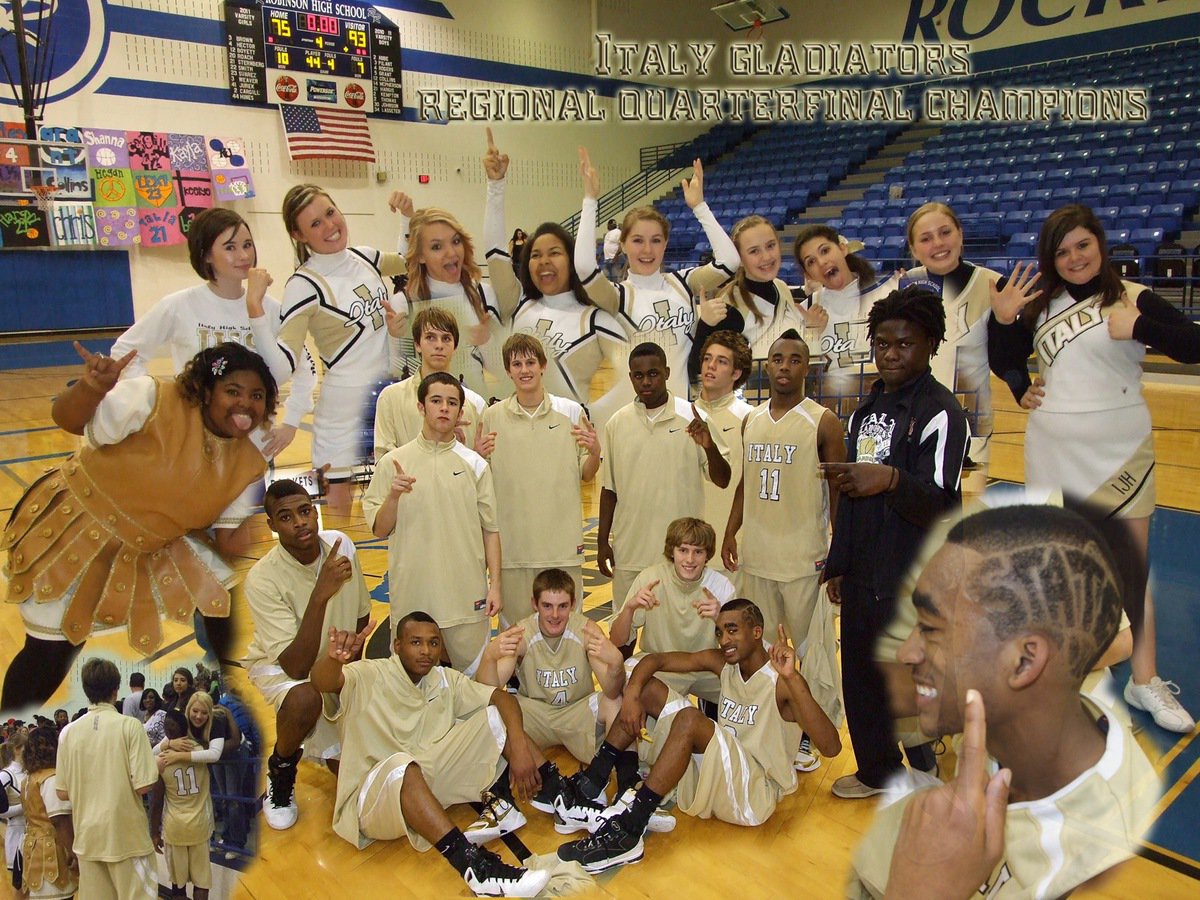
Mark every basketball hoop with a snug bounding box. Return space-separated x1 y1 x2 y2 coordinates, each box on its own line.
28 184 61 212
747 16 764 42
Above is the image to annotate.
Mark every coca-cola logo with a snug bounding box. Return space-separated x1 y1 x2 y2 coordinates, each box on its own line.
344 83 366 109
275 75 299 102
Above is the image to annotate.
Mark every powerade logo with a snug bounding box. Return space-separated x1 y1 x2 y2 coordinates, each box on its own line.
0 0 108 106
307 79 338 104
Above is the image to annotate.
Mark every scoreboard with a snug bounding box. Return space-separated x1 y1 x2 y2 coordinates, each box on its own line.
224 0 403 117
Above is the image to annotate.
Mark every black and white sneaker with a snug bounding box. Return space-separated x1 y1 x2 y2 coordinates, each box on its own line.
462 845 550 897
552 771 608 834
465 791 527 844
557 813 644 874
263 753 299 830
529 765 562 815
593 787 675 834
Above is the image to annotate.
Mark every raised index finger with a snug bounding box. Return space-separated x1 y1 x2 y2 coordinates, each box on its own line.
73 340 96 363
393 458 405 475
955 689 990 800
485 126 496 151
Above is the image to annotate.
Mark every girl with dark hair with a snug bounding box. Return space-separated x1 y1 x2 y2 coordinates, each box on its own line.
989 203 1200 734
576 147 739 420
488 219 627 412
166 668 196 714
508 227 528 275
17 727 75 900
793 225 901 401
110 206 315 459
1 342 276 708
141 689 168 747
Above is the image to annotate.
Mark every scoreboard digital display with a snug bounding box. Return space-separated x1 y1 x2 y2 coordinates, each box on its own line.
224 0 403 117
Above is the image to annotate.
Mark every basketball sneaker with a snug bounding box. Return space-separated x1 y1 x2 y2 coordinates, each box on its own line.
263 749 300 830
552 771 608 834
593 787 676 834
465 791 527 844
557 812 644 874
793 735 820 772
461 844 550 897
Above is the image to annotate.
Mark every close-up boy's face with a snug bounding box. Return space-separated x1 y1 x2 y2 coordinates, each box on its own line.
901 543 1002 739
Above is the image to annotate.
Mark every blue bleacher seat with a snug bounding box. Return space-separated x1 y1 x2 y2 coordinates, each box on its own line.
1025 189 1053 210
1098 165 1129 186
1168 179 1200 206
1130 227 1165 260
1118 205 1151 229
1080 185 1109 205
1005 232 1038 260
1107 183 1138 204
1148 203 1184 231
1094 206 1121 228
1003 210 1033 237
1139 181 1171 204
998 190 1027 213
974 192 1000 212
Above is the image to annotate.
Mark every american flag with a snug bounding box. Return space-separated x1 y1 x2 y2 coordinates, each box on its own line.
279 105 376 163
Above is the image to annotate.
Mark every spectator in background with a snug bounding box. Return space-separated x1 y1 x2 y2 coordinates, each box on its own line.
53 711 68 732
17 726 76 900
215 687 261 859
603 218 623 280
142 689 168 748
122 673 146 722
509 227 528 277
167 668 196 714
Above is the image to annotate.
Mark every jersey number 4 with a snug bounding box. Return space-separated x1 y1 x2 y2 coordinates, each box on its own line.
173 766 201 796
758 467 781 502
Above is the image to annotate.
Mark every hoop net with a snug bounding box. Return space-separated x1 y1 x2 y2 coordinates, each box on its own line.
28 184 61 212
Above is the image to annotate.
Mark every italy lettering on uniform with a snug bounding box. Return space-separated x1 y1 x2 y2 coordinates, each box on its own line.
719 697 759 726
855 412 895 464
637 298 695 346
530 318 571 358
1035 305 1105 367
349 283 388 330
825 319 872 366
745 442 798 464
536 666 579 697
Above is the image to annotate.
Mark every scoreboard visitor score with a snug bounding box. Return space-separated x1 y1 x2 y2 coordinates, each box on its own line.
224 0 403 117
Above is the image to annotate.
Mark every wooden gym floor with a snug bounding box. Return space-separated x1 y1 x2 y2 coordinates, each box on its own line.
0 358 1198 898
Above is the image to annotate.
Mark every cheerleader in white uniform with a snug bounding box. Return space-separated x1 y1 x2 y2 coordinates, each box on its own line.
989 203 1200 733
391 129 517 401
903 203 1008 480
575 148 739 422
111 207 315 460
255 185 407 515
792 224 900 416
495 221 627 417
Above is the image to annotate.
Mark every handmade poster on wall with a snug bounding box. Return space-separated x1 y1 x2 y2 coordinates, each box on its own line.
1 123 257 250
207 136 256 201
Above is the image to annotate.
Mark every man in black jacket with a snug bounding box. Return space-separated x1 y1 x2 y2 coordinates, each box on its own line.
821 285 969 799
